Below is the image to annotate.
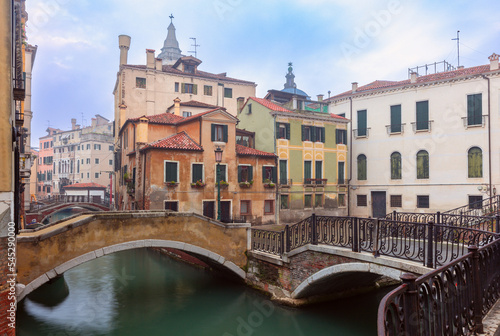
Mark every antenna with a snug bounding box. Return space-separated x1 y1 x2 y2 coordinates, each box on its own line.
46 120 51 128
452 30 460 67
189 37 200 58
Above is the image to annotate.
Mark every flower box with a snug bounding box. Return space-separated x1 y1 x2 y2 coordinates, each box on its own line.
191 181 206 188
239 181 253 188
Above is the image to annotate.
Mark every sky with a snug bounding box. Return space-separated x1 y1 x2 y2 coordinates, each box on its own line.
26 0 500 147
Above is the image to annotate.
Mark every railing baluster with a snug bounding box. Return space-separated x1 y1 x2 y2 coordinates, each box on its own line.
426 221 434 268
353 217 359 252
401 273 419 336
469 245 484 334
311 213 317 245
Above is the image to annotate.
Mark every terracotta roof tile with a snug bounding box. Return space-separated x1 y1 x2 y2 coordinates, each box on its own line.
248 97 293 113
236 144 276 157
130 112 185 125
142 131 203 151
161 65 255 85
330 113 349 120
179 101 221 109
176 108 233 125
64 182 107 189
329 64 492 100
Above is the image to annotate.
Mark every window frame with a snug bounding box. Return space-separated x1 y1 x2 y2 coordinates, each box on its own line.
238 164 253 183
416 100 429 131
390 152 402 180
135 77 146 89
224 87 233 98
357 154 367 180
204 85 213 96
264 200 274 215
357 194 367 207
211 124 228 142
280 194 289 209
390 104 402 133
191 163 204 184
468 147 483 178
416 150 429 179
417 195 430 209
467 93 482 126
215 163 228 183
240 200 251 215
390 195 402 208
164 160 179 183
357 109 367 136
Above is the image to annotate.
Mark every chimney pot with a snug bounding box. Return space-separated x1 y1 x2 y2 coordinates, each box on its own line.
410 72 417 83
146 49 155 69
155 58 162 71
317 94 324 102
351 82 358 92
489 53 499 71
174 98 181 116
118 35 131 66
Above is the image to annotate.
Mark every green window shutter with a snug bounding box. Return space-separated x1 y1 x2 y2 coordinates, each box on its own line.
357 155 367 180
304 161 312 180
217 165 226 183
211 124 216 141
249 166 253 182
181 83 186 94
262 166 266 182
416 150 429 179
238 166 243 182
192 164 203 183
390 105 402 133
468 94 482 125
193 84 198 95
315 161 322 179
391 153 401 179
321 127 325 143
285 124 290 140
275 123 279 138
301 125 306 141
335 129 340 144
271 167 277 183
165 162 178 182
311 126 317 142
222 125 228 142
468 147 483 178
357 110 367 136
416 101 429 130
279 160 287 184
338 162 345 183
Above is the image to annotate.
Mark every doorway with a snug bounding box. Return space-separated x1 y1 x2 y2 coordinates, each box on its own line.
371 191 386 218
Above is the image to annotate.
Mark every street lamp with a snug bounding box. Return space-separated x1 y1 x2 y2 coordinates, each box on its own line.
214 146 223 221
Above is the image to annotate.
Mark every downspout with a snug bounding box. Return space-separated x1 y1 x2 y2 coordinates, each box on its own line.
347 97 353 216
274 115 279 225
482 75 492 198
142 150 146 209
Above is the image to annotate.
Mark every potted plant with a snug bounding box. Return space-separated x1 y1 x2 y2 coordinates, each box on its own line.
165 180 178 187
217 180 229 188
239 180 253 188
263 179 275 188
191 180 206 188
123 172 131 183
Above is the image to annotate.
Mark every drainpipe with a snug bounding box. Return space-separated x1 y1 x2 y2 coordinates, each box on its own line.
142 151 146 209
274 115 279 225
482 75 493 198
347 97 353 216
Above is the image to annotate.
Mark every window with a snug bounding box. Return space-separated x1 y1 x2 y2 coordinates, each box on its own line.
182 111 192 117
304 161 312 182
390 195 402 208
94 144 101 150
211 124 228 142
417 195 429 208
81 173 83 178
181 83 197 94
174 82 179 92
391 152 402 179
216 164 227 183
262 166 276 183
95 158 100 164
164 161 178 182
136 77 146 89
336 129 347 144
87 172 90 178
87 144 91 150
304 194 312 208
390 105 402 133
468 195 483 209
109 159 113 165
357 154 367 180
416 150 429 179
315 161 322 180
314 127 325 142
165 201 178 212
248 103 252 114
224 88 232 98
192 163 203 183
357 195 367 207
338 194 346 207
109 145 114 151
301 125 312 141
77 145 80 150
276 123 290 140
240 200 251 215
416 101 429 130
238 165 253 182
279 160 288 185
264 200 274 215
338 162 345 184
467 94 482 126
468 147 483 178
86 158 90 164
280 195 289 209
314 194 323 207
357 109 367 136
77 160 80 173
185 64 195 73
204 85 213 96
95 172 99 178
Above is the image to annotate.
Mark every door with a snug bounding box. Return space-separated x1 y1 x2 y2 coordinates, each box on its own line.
165 201 178 212
371 191 386 218
203 201 215 219
220 201 231 222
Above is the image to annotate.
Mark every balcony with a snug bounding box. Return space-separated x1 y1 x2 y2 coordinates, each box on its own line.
385 124 405 135
13 72 26 101
411 120 433 133
279 178 293 188
462 115 486 129
304 178 328 187
353 128 370 139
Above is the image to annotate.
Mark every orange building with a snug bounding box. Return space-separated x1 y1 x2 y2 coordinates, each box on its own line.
117 108 277 224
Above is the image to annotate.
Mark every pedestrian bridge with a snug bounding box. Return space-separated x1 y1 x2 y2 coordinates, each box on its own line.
16 211 249 301
26 197 111 224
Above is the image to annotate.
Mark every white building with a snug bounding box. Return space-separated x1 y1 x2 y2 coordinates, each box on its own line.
328 54 500 217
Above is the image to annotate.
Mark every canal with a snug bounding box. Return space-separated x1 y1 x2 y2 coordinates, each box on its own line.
17 248 393 335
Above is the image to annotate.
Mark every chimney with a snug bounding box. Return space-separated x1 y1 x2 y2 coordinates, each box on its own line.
118 35 131 66
489 53 499 71
146 49 155 69
119 104 127 128
173 97 181 116
237 97 245 113
136 117 149 144
410 72 417 84
91 118 97 128
71 118 76 130
155 58 162 71
351 82 358 92
317 94 324 102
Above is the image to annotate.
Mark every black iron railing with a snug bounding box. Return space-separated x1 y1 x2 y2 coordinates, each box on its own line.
378 240 500 335
29 195 111 212
443 195 500 217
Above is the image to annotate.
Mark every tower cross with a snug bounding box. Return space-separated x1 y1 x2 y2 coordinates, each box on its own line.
169 14 174 23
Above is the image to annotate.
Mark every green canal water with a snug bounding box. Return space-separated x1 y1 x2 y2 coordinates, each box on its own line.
17 248 394 336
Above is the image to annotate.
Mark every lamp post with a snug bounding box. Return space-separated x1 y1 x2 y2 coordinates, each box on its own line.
214 146 223 221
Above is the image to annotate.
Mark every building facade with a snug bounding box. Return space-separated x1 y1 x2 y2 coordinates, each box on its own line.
36 128 58 199
328 54 500 217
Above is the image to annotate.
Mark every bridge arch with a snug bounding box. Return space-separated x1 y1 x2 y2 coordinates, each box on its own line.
291 262 403 299
18 239 245 301
40 204 106 223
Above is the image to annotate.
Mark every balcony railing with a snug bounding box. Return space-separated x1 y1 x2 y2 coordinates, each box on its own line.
353 128 370 138
411 120 433 132
279 178 292 187
462 115 487 128
13 72 26 101
304 178 328 186
385 123 405 135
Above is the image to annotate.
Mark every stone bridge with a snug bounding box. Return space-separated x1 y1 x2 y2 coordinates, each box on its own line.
16 211 249 301
26 201 111 224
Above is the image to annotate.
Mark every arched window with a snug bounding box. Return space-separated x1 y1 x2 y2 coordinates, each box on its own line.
468 147 482 178
357 154 367 180
390 152 401 179
417 150 429 179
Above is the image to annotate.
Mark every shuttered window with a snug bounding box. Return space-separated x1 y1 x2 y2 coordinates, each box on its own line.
211 124 228 142
279 160 287 184
336 129 347 144
262 166 277 183
164 161 178 182
216 164 227 183
276 123 290 139
416 101 429 130
467 94 482 126
390 105 402 133
416 150 429 179
338 162 345 184
468 147 483 178
315 161 322 179
357 110 367 136
391 152 402 179
357 154 367 180
304 161 312 181
238 165 253 182
192 163 203 183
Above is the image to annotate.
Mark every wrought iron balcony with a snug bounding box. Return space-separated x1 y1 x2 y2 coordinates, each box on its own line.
385 123 406 135
411 120 434 132
303 178 328 186
353 128 370 138
462 115 487 129
279 178 292 187
13 72 26 101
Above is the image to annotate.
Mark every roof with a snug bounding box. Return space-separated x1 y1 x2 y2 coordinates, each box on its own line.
236 144 276 157
167 100 222 111
246 97 293 113
330 113 349 121
130 112 185 125
142 131 203 152
176 108 236 125
64 182 107 189
281 87 308 97
329 64 493 100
